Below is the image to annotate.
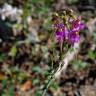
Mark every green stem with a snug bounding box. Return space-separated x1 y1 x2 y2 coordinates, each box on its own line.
42 75 54 96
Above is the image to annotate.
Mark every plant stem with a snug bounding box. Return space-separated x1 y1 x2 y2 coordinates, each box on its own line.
42 74 54 96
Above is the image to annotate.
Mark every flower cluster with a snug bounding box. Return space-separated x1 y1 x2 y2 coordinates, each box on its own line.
52 10 85 45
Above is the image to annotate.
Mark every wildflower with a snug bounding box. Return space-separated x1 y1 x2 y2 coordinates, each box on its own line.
68 16 85 44
53 16 68 42
54 22 68 42
71 16 85 32
52 10 85 45
68 31 80 44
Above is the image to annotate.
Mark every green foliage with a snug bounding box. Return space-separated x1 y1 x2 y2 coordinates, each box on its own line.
93 32 96 41
50 80 59 90
35 90 42 96
1 80 14 96
33 79 40 85
29 0 39 4
67 0 79 4
1 79 7 96
35 6 49 15
2 79 7 89
88 50 96 60
8 85 14 96
32 66 42 73
9 46 17 57
0 53 5 62
72 60 88 70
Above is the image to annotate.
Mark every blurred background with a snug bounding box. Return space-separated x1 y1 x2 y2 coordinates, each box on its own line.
0 0 96 96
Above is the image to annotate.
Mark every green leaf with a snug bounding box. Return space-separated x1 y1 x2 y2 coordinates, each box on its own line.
9 46 17 57
35 90 42 96
0 53 5 62
88 51 96 60
50 81 59 90
93 32 96 41
33 79 39 85
32 66 42 73
2 79 7 88
72 60 88 70
8 85 14 96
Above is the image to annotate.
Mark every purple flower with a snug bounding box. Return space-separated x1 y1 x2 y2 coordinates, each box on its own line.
54 20 66 42
67 16 85 45
53 14 85 45
68 31 80 44
71 16 85 32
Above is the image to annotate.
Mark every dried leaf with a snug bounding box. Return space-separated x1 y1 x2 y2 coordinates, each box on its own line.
0 73 6 80
20 80 32 91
